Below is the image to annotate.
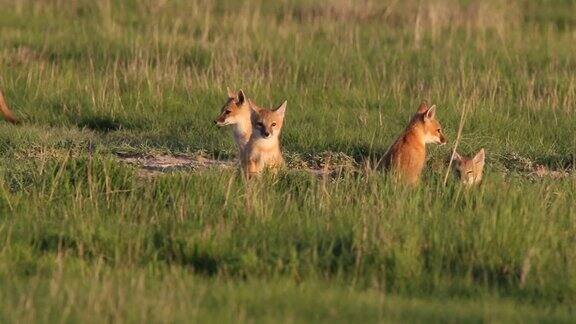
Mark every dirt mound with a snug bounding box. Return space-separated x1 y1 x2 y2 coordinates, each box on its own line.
502 152 573 180
115 151 359 178
116 152 235 177
115 151 573 180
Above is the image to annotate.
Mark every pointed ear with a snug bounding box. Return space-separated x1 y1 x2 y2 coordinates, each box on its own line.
249 104 261 120
417 100 429 113
237 90 246 105
274 100 287 118
248 99 261 112
473 148 485 165
452 151 463 163
227 87 236 98
424 105 436 120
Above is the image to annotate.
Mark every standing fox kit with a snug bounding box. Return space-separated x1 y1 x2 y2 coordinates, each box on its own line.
452 149 485 185
242 100 287 177
379 101 446 184
214 88 253 154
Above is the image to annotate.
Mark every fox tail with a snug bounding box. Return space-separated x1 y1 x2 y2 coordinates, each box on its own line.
0 88 19 124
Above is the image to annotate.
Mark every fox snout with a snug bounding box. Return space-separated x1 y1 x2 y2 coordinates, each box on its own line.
214 115 227 126
438 134 447 145
254 122 273 138
260 128 271 138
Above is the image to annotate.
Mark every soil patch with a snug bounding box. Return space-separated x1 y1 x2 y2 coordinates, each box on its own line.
116 151 235 177
115 151 359 178
115 151 573 180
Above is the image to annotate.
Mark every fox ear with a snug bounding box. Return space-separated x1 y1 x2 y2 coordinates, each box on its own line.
237 90 246 105
274 100 287 118
452 151 463 163
424 105 436 120
417 100 429 113
227 87 236 98
249 104 261 120
473 148 485 165
248 99 261 112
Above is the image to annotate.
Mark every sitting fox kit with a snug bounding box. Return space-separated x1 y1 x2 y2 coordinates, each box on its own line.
452 149 485 185
241 100 287 177
379 101 447 184
214 88 253 153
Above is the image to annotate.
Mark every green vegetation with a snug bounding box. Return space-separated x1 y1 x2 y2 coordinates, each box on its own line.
0 0 575 322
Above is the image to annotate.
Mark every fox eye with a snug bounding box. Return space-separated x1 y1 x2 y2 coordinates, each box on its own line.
224 110 231 115
257 122 264 128
271 122 277 127
437 128 442 133
466 170 473 175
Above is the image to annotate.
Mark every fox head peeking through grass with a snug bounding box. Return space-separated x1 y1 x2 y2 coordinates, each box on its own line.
452 149 485 185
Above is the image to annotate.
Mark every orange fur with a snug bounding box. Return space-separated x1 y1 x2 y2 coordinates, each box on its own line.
242 100 287 178
214 88 253 154
379 101 446 185
0 88 19 124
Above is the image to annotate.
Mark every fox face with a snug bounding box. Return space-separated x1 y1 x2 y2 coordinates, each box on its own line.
453 149 485 185
214 88 250 126
251 100 287 139
421 105 447 145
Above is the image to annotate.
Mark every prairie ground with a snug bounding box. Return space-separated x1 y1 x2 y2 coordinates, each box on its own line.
0 0 575 322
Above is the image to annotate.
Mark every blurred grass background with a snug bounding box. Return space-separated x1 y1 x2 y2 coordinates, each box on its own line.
0 0 575 322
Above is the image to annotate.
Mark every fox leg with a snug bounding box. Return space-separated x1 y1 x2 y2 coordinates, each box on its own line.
269 157 284 175
243 158 261 179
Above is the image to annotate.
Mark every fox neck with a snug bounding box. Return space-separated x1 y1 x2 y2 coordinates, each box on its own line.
404 125 427 151
232 117 252 149
251 134 281 151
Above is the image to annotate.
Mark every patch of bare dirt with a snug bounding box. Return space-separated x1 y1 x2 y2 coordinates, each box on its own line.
115 151 359 178
503 152 574 180
115 150 573 180
116 151 235 177
530 165 572 180
286 151 359 176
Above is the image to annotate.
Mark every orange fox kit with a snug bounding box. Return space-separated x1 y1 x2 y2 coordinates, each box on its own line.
379 101 446 184
452 149 485 185
242 100 287 177
214 88 253 153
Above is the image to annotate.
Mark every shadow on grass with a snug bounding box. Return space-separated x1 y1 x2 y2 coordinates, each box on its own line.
151 231 360 278
152 233 222 276
345 144 389 170
534 154 575 170
32 232 95 261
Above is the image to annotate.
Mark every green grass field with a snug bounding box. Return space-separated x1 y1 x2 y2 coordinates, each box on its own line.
0 0 575 322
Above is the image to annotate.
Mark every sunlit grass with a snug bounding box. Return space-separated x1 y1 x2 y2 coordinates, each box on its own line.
0 0 575 322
